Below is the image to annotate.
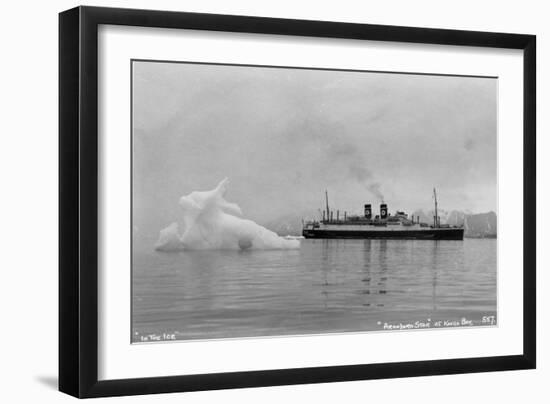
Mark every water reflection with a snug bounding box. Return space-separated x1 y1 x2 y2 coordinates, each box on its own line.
432 240 439 311
377 240 388 304
132 238 496 341
320 239 330 309
361 240 372 307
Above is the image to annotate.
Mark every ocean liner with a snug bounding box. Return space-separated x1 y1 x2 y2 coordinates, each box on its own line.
302 189 464 240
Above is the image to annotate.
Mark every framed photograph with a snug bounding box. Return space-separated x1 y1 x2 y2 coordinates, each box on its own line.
59 6 536 398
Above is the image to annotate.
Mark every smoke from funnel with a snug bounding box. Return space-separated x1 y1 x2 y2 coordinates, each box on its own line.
327 142 385 203
347 162 385 202
367 182 384 203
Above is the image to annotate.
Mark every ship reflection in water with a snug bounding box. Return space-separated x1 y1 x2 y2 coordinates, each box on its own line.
132 238 497 342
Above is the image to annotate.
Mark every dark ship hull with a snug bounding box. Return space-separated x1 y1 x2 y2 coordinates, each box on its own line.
302 227 464 240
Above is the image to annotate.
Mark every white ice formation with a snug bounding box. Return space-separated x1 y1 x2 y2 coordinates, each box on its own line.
155 179 301 251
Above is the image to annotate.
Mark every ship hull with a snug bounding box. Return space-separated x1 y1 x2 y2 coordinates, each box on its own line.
302 228 464 240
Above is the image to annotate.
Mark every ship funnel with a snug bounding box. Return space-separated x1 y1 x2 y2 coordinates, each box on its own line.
364 204 372 219
380 203 388 219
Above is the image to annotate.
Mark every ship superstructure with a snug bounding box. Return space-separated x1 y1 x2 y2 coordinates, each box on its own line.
302 189 464 240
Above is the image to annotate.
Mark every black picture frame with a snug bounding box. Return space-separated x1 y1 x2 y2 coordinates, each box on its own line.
59 5 536 398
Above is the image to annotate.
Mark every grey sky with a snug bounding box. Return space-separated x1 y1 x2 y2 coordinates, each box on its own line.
132 61 496 233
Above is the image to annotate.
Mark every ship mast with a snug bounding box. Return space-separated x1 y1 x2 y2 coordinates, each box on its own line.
325 190 330 223
433 187 439 228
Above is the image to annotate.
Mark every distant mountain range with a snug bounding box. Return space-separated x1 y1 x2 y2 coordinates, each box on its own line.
262 210 497 238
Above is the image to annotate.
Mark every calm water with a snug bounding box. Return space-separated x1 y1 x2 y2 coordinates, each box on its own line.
132 239 496 342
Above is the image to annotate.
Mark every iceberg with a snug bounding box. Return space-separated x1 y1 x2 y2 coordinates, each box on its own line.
155 179 301 251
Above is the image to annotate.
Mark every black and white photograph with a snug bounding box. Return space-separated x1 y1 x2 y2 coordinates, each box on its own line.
131 60 498 343
0 0 545 400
